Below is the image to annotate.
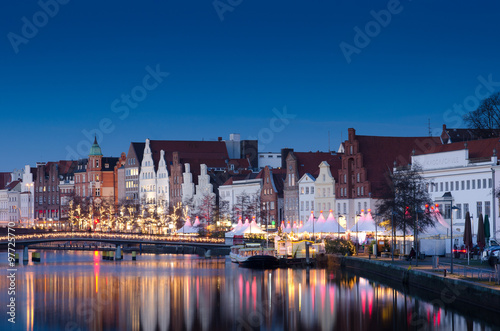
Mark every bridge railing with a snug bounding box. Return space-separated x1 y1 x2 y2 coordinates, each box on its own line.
0 231 225 244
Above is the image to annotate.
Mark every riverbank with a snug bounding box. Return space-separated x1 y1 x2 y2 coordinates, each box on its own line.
323 254 500 316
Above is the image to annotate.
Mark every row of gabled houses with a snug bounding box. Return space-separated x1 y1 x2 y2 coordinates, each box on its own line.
1 126 500 239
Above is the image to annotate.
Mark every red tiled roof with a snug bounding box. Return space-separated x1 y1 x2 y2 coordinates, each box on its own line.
0 173 10 189
441 124 499 143
415 136 500 159
5 180 20 190
147 140 229 171
270 168 286 195
228 158 250 169
221 172 256 186
58 160 78 175
294 152 342 180
355 135 442 197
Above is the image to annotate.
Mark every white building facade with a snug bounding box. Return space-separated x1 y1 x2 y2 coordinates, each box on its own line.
139 139 170 209
298 173 315 223
0 181 21 226
20 165 35 226
219 178 263 222
314 161 336 217
412 148 497 239
258 152 281 169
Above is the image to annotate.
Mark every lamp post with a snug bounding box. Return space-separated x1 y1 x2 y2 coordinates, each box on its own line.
450 205 459 274
337 212 341 240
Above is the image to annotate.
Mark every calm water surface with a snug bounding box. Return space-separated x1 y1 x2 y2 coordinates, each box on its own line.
0 250 496 331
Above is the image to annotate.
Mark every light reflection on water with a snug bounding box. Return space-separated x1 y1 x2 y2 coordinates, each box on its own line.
0 251 495 330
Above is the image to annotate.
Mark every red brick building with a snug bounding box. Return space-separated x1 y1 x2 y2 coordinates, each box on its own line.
336 128 441 229
259 166 285 228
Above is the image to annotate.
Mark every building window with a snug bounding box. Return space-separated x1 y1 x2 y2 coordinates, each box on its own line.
478 179 481 189
444 204 451 219
327 188 330 196
484 179 487 189
461 181 465 190
361 186 364 196
311 187 314 194
440 183 443 191
343 203 346 214
477 202 482 216
301 187 304 194
450 182 454 191
472 180 476 190
357 173 360 183
445 182 449 191
270 202 275 210
489 179 492 188
456 204 462 219
485 201 491 216
357 202 361 214
305 201 309 211
464 203 469 215
301 201 304 211
466 180 470 190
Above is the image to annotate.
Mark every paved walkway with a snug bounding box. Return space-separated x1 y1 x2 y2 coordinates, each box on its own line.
353 253 500 291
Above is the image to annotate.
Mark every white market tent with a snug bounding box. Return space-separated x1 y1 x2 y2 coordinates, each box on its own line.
177 217 199 234
234 219 265 236
299 212 315 233
319 211 346 234
282 221 292 234
354 211 385 233
225 218 243 238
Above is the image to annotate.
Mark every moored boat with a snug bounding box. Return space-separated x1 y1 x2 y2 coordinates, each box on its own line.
229 245 245 263
236 246 278 269
239 254 279 269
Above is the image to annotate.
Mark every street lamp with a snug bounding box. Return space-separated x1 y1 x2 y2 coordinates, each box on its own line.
450 205 459 274
443 192 459 274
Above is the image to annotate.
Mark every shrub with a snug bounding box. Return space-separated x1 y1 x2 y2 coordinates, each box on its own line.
325 238 356 256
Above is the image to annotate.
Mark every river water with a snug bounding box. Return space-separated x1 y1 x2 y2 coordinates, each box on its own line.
0 251 496 330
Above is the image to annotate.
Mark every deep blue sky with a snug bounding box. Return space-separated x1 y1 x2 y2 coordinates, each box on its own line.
2 0 500 171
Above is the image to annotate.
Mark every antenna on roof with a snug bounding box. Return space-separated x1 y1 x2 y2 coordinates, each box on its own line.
428 118 432 137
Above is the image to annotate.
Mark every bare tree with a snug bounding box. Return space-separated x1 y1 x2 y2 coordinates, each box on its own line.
464 91 500 137
377 164 434 253
197 193 216 229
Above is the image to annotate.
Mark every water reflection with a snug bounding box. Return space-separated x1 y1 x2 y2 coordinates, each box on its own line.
0 251 495 330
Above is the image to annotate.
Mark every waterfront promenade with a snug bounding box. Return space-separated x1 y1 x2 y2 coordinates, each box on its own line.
352 254 500 290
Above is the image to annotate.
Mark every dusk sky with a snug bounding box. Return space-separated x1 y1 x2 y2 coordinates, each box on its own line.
2 1 500 171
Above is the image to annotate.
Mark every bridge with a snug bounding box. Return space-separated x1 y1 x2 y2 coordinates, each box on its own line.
1 232 231 262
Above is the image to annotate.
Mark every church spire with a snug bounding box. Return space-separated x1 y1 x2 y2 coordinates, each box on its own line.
89 135 103 156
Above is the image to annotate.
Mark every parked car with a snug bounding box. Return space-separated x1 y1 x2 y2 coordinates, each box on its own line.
482 245 500 264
